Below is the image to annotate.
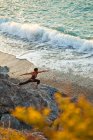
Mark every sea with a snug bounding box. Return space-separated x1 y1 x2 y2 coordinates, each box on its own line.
0 0 93 78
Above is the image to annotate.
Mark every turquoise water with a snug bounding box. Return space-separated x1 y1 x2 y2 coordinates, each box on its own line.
0 0 93 38
0 0 93 78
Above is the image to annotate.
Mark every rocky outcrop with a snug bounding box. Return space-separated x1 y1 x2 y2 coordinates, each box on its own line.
0 66 9 79
0 114 20 129
0 66 77 130
0 66 58 130
0 79 58 115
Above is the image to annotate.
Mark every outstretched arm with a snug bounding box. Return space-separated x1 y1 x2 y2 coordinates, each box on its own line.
20 72 32 76
38 70 49 73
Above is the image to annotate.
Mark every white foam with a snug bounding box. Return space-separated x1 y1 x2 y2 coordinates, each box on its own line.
0 21 93 53
16 49 93 78
0 21 93 78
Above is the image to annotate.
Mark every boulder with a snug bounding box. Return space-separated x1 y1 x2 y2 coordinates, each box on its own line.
0 66 9 79
0 66 59 129
0 66 77 130
1 114 20 129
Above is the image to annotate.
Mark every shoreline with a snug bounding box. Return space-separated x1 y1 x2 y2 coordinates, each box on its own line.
0 51 93 103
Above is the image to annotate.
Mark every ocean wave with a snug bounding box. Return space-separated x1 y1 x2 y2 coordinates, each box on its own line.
0 21 93 53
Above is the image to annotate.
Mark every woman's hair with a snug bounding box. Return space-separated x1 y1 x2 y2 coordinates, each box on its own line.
34 68 38 71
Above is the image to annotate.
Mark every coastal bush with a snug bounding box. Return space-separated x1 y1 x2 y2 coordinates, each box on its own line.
0 127 26 140
11 92 93 140
0 127 41 140
0 92 93 140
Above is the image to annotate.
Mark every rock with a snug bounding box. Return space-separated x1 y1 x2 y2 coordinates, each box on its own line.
20 122 32 130
61 92 68 97
40 84 58 96
32 132 47 140
0 66 78 130
1 114 20 129
0 66 59 130
0 66 9 79
0 80 58 119
70 96 78 103
0 66 9 74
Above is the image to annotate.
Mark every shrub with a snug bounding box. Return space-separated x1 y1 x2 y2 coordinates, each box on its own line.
11 92 93 140
0 127 26 140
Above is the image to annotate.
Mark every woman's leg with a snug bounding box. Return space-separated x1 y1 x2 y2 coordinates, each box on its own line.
33 79 40 88
19 79 31 85
34 79 40 84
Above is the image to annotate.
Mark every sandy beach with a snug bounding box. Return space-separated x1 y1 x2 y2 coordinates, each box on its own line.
0 51 93 103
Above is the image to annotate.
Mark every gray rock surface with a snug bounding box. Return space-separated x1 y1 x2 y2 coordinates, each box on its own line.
0 66 59 129
0 66 77 130
1 114 20 129
0 66 9 79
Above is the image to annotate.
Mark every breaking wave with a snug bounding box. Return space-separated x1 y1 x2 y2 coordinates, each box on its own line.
0 21 93 54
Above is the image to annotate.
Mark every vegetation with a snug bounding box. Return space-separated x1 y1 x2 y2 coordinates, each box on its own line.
0 92 93 140
0 127 26 140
